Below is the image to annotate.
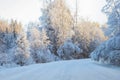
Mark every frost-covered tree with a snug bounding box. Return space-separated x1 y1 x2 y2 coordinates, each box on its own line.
28 27 56 63
102 0 120 36
0 19 33 66
40 0 74 54
49 0 74 44
57 39 83 60
91 0 120 65
0 19 14 66
14 32 33 66
91 34 120 65
73 20 107 57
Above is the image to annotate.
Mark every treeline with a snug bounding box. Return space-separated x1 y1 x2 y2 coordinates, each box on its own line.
0 19 33 67
0 0 107 67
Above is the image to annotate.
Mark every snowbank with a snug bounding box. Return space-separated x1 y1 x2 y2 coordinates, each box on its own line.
0 59 119 80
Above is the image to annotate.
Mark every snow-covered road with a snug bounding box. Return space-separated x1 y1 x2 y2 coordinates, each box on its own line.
0 59 119 80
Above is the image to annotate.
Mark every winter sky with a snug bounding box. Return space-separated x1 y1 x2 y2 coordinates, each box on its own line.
0 0 107 25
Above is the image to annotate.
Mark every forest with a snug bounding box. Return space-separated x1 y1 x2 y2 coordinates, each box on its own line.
0 0 120 68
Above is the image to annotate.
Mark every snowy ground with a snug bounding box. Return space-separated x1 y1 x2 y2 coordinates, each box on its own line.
0 59 120 80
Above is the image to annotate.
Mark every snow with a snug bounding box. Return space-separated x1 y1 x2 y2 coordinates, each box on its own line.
0 59 119 80
91 34 120 65
57 40 83 60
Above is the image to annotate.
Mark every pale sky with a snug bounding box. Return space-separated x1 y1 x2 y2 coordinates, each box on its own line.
0 0 107 25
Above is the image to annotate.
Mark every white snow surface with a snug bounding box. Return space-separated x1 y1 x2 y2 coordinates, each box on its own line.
0 59 120 80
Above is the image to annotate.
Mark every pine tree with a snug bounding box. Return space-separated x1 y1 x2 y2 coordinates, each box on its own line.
14 32 33 66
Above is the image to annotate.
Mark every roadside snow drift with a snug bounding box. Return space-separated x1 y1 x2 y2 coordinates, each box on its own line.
0 59 120 80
